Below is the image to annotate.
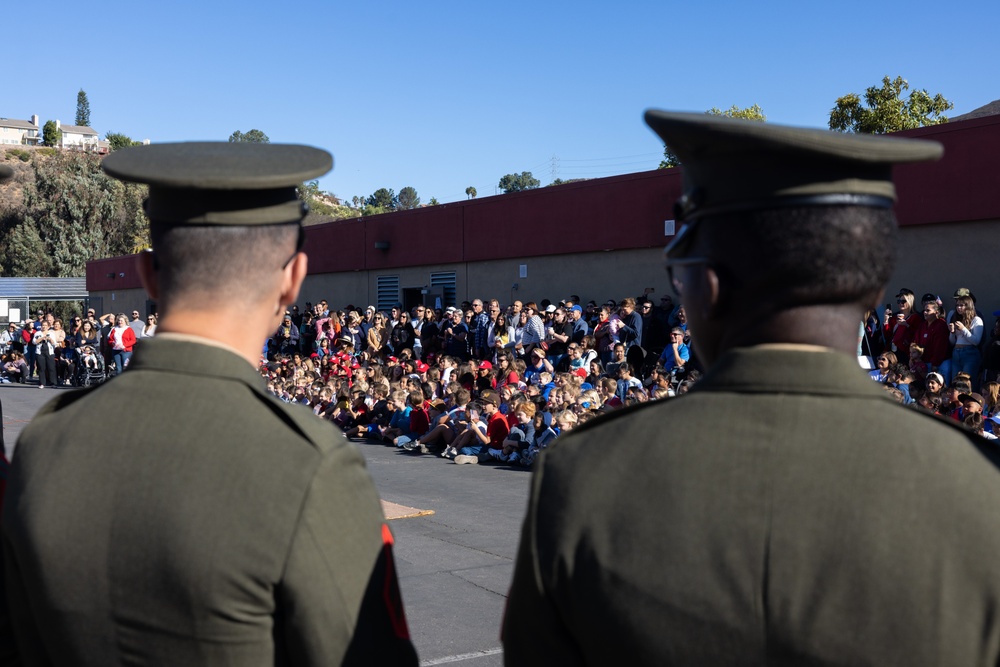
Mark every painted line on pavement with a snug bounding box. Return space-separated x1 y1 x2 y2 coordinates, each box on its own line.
382 499 435 520
420 647 503 665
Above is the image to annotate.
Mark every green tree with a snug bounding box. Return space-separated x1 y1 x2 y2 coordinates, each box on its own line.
298 180 350 217
105 132 142 151
3 222 52 277
397 186 420 210
428 197 440 206
76 89 91 127
829 76 953 134
659 104 766 168
361 204 388 217
366 188 397 211
228 129 270 143
0 152 149 277
465 186 477 199
498 172 540 193
42 120 61 147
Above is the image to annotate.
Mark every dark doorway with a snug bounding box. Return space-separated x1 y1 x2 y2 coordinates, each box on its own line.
402 287 425 315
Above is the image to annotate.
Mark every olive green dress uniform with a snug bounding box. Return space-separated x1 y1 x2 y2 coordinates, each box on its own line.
503 112 1000 664
2 337 416 665
1 143 417 665
505 347 1000 665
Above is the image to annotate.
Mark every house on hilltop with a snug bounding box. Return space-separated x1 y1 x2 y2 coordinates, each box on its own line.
56 120 101 151
0 115 41 145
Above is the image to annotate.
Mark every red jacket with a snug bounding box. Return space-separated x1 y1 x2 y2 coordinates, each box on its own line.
884 313 920 360
486 411 510 448
409 407 430 437
912 317 950 367
108 327 136 352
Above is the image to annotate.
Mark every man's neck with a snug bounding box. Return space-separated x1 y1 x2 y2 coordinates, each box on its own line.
157 307 274 366
706 304 865 368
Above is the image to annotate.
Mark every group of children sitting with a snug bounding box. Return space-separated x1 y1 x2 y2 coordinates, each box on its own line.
341 384 578 465
261 351 592 465
259 338 694 466
869 352 999 440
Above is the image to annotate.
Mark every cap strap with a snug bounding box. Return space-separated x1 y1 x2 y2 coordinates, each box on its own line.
679 192 894 222
144 186 308 225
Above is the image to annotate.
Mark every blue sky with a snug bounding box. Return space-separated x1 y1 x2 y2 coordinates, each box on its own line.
7 0 997 205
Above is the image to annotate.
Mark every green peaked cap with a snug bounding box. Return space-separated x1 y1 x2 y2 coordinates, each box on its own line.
645 110 943 223
102 142 333 225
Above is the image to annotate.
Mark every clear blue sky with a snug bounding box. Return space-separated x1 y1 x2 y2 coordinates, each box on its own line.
7 0 997 205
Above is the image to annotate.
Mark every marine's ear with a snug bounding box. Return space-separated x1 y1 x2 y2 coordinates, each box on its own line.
866 287 886 312
136 250 159 301
702 265 725 320
278 252 308 309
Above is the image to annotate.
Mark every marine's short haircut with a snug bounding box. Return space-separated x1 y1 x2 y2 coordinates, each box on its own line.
150 223 299 308
705 205 897 308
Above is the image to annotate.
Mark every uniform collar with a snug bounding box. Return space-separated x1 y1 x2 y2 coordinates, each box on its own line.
127 336 265 389
692 345 890 400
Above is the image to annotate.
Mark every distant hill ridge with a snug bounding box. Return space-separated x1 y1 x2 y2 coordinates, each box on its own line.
952 99 1000 122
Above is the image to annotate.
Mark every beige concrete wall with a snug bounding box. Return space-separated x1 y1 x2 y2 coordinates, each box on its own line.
87 288 154 316
465 249 666 306
298 248 670 311
95 222 988 320
892 218 1000 314
298 271 372 310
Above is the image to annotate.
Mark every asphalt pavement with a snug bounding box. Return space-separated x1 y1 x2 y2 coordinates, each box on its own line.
1 382 53 462
1 384 531 666
360 438 531 666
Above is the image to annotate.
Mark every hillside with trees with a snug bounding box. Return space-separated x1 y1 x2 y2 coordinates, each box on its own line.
0 147 149 277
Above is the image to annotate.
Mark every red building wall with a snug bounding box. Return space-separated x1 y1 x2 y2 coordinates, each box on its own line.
894 114 1000 226
87 115 1000 289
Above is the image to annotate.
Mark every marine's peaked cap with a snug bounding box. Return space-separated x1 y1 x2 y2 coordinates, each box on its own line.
644 110 943 223
102 142 333 225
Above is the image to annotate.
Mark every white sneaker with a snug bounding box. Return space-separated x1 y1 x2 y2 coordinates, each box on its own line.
454 455 479 465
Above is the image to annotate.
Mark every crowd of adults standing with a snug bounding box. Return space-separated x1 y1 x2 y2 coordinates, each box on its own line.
865 286 1000 435
0 308 157 387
